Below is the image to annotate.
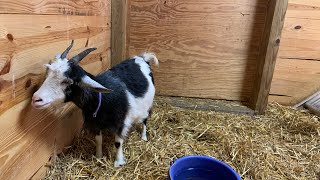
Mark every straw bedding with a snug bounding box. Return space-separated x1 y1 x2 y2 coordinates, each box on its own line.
43 97 320 180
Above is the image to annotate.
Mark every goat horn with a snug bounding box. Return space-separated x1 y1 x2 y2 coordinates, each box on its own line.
70 48 97 64
61 40 74 59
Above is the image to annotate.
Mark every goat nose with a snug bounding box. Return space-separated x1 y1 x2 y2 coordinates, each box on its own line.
32 95 43 103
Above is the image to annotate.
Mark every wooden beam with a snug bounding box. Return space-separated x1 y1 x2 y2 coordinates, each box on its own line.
156 96 255 115
251 0 288 114
111 0 129 66
0 0 109 16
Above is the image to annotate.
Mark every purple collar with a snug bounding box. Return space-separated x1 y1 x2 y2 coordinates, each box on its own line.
93 92 102 118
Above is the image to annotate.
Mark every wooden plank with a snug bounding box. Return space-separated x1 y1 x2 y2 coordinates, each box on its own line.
111 0 129 66
278 18 320 60
269 0 320 105
269 58 320 105
0 1 111 179
251 0 288 114
128 0 268 102
285 0 320 19
156 96 254 115
0 14 110 40
273 0 320 60
0 0 110 16
0 14 111 115
0 100 83 180
0 43 109 180
30 165 48 180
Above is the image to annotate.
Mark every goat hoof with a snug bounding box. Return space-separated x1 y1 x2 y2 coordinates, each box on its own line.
141 136 148 141
114 159 126 167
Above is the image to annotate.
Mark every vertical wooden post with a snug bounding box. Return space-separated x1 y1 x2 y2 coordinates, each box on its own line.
111 0 129 66
251 0 288 114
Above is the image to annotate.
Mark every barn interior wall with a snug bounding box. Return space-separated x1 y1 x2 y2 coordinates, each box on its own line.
126 0 269 103
269 0 320 105
0 1 111 179
0 0 310 178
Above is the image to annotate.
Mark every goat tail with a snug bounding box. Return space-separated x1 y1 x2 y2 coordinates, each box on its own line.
140 52 159 67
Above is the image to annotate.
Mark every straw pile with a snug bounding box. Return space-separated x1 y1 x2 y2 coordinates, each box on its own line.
43 97 320 180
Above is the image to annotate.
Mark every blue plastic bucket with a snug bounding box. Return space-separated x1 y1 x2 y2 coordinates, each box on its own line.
169 155 241 180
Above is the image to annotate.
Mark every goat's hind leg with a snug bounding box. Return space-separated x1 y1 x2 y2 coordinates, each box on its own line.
141 118 148 141
141 110 151 141
114 123 131 167
114 134 126 167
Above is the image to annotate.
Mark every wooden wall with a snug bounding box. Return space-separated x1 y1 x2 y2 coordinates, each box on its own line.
270 0 320 105
125 0 269 103
0 0 111 179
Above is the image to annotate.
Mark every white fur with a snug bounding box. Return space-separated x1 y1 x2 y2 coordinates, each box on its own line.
114 135 126 167
130 56 155 119
142 124 147 141
139 52 159 66
123 56 155 127
32 58 70 108
113 56 156 167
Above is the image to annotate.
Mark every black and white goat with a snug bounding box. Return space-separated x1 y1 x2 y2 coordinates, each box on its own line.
31 40 158 167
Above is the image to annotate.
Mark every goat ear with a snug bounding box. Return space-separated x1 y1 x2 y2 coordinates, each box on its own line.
44 64 52 70
80 75 113 93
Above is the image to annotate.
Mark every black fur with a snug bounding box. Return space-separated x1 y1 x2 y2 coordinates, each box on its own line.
143 118 147 125
63 58 150 136
149 72 154 85
115 142 120 149
143 109 152 126
109 58 149 98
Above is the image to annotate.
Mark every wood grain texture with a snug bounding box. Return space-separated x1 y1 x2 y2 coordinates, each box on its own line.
0 60 107 179
0 0 111 179
269 58 320 105
127 0 268 102
279 7 320 60
0 14 111 115
0 100 83 180
270 0 320 105
251 0 288 114
111 0 129 66
0 0 110 16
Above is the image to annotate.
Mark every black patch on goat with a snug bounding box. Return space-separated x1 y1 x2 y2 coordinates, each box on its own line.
149 72 154 84
63 64 128 135
145 62 155 85
109 58 149 98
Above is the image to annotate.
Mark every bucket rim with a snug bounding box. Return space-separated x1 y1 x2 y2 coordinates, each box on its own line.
169 155 241 180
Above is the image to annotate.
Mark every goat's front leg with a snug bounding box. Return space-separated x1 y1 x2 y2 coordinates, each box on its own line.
95 131 103 158
114 134 126 167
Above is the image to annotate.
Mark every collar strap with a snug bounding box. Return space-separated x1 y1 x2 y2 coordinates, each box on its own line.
93 92 102 118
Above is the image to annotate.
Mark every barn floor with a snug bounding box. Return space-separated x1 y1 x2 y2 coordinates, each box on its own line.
43 96 320 180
